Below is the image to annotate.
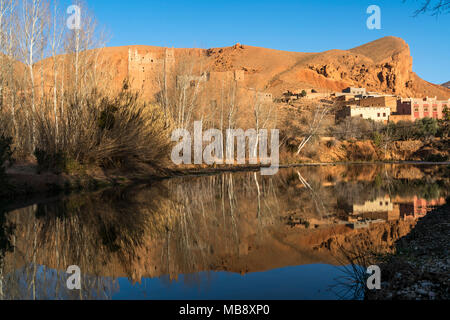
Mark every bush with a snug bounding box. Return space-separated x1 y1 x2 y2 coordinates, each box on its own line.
372 132 382 147
438 106 450 138
425 153 448 162
34 149 72 174
326 139 337 148
388 121 418 141
0 136 13 180
305 149 318 159
34 87 173 175
415 117 438 139
332 117 381 141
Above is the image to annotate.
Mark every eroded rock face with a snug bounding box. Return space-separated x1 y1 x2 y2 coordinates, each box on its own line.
305 38 415 97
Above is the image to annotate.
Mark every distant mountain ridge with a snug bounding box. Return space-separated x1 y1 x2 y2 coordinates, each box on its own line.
34 36 450 100
442 81 450 89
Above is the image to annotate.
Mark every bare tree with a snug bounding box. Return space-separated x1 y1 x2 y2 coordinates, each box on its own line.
64 0 107 100
49 0 65 139
156 54 209 129
251 89 276 160
407 0 450 16
296 103 332 156
0 0 14 113
17 0 49 148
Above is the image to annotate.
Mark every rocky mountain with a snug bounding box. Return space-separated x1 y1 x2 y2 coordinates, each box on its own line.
35 36 450 101
442 81 450 89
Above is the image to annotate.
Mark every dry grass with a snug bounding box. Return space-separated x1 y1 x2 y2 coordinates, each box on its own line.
31 85 173 175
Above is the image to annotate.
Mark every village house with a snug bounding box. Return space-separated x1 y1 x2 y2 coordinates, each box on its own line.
350 195 399 222
257 92 273 103
335 105 390 123
342 87 367 96
357 95 398 112
281 90 301 103
353 195 393 213
390 97 449 123
393 196 446 220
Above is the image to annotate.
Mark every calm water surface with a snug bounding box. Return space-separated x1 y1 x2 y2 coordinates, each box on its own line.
0 164 448 300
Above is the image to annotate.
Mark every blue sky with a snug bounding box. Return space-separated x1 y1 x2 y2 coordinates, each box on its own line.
85 0 449 84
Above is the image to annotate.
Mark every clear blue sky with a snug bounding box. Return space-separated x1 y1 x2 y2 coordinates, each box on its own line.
85 0 449 84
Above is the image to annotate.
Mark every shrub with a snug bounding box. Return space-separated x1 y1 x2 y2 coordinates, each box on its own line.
425 153 448 162
415 117 438 139
326 139 337 148
388 121 418 141
372 132 382 147
34 87 173 175
34 149 71 174
0 136 13 180
305 149 318 159
332 117 381 141
438 106 450 138
97 105 119 131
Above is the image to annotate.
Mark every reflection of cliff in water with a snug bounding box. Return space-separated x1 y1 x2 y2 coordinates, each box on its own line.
0 164 448 299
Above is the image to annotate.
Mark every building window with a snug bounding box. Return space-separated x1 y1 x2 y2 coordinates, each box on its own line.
383 113 386 117
377 113 380 117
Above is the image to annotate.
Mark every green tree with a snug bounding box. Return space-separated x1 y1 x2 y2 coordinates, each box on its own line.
438 106 450 138
415 117 439 139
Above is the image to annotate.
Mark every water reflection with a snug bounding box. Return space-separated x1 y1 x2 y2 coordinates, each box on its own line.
0 164 448 300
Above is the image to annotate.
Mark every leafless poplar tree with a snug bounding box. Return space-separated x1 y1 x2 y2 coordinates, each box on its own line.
17 0 49 149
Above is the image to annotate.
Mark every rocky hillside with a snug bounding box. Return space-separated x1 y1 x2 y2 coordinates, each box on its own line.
442 81 450 89
33 36 450 101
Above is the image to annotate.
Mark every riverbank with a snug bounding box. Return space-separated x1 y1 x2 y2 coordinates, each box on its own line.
367 201 450 300
2 161 450 201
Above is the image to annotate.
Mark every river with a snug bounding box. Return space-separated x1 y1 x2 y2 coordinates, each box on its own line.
0 164 448 300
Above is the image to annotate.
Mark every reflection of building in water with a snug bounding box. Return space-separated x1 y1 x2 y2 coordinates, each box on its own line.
349 195 399 222
347 195 446 224
353 195 393 213
395 196 446 220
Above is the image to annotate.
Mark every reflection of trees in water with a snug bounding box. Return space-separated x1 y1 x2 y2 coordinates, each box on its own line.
334 175 449 213
0 173 285 297
0 206 15 299
0 185 166 300
161 172 282 280
2 265 118 300
0 165 448 298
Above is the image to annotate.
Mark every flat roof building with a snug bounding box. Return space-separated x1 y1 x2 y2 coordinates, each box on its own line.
358 96 398 113
336 105 390 123
343 87 367 96
391 97 449 122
